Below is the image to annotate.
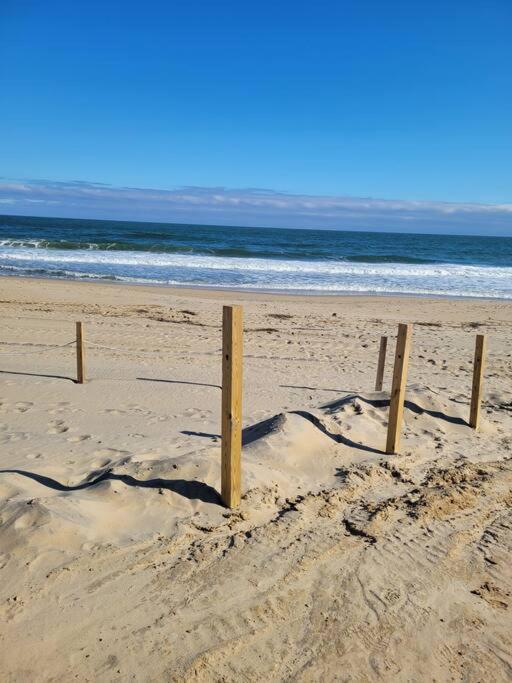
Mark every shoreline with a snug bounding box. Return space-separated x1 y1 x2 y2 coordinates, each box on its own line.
1 272 511 304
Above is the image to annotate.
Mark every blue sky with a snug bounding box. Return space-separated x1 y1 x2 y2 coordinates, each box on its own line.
1 1 511 233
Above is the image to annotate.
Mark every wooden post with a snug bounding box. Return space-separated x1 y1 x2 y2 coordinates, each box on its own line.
375 335 388 391
221 305 243 508
385 324 412 454
469 334 486 430
76 321 85 384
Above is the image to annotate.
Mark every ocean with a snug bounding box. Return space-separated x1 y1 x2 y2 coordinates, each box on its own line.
1 214 511 299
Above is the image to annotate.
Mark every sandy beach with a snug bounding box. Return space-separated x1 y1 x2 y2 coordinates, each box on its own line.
1 275 511 681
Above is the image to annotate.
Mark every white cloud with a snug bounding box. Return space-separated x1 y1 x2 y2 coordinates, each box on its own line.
0 178 511 235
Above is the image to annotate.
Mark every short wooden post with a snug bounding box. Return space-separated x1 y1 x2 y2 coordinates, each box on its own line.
221 305 243 508
375 335 388 391
76 321 85 384
385 324 412 454
469 334 486 430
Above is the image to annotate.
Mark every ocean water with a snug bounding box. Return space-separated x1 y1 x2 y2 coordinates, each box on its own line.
1 214 512 298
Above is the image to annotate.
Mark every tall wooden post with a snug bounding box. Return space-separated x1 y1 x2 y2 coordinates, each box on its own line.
76 321 85 384
221 305 243 508
469 334 486 430
385 324 412 454
375 335 388 391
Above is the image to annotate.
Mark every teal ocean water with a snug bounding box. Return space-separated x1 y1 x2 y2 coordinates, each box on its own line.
1 214 512 298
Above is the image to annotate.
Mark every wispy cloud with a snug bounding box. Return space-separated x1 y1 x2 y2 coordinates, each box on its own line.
0 178 511 235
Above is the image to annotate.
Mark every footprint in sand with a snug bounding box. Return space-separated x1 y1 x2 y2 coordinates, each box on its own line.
48 402 71 415
148 415 169 425
15 402 33 413
1 431 30 444
183 407 213 420
47 420 69 434
125 403 153 416
104 408 124 415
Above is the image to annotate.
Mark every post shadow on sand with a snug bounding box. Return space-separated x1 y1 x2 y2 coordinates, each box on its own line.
0 369 77 383
0 469 222 505
182 413 288 447
181 430 220 440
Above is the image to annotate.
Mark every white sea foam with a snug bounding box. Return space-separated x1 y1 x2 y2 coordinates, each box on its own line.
0 245 511 298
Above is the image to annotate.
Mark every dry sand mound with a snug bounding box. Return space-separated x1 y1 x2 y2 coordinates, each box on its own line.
1 386 512 681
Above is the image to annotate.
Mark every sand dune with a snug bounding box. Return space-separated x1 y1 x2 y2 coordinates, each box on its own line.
0 277 511 681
